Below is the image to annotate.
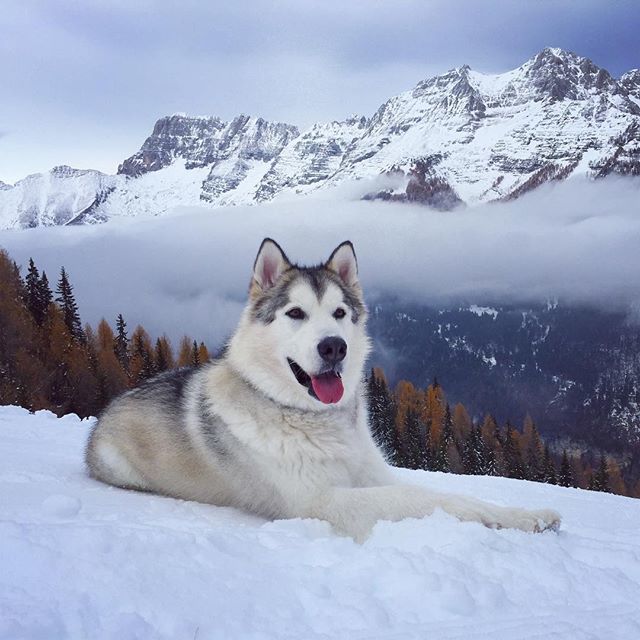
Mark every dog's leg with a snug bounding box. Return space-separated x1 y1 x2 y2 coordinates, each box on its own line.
307 485 561 543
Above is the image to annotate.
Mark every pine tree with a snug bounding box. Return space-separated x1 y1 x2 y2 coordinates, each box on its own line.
130 325 156 384
433 439 450 472
10 258 27 302
25 258 44 324
56 267 83 341
114 314 130 374
38 271 53 324
442 404 454 448
542 444 557 485
593 455 611 493
523 416 543 481
367 368 399 464
85 323 99 373
154 336 175 372
433 404 454 473
403 407 428 470
191 340 200 366
21 259 52 328
480 415 499 476
559 449 575 487
463 425 484 475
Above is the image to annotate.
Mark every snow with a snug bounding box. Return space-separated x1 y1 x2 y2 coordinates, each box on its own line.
482 355 498 368
0 166 118 229
467 66 521 97
3 49 639 230
2 406 640 639
106 160 210 220
468 305 499 319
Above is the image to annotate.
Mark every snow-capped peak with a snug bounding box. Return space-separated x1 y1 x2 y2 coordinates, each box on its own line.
620 69 640 101
2 47 640 229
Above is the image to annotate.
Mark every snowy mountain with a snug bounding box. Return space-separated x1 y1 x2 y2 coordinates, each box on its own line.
2 405 640 639
119 114 299 206
0 166 118 228
621 69 640 102
1 47 639 229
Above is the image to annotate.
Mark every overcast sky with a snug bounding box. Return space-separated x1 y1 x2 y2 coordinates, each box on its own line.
2 0 639 184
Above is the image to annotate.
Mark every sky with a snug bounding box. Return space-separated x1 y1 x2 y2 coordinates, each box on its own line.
1 176 639 349
2 0 640 184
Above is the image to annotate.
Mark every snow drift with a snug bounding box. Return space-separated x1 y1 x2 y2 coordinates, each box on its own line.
1 405 639 639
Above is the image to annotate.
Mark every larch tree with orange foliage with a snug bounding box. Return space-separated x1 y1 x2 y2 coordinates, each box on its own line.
423 378 446 457
94 319 129 405
452 403 472 442
197 341 210 365
177 336 194 368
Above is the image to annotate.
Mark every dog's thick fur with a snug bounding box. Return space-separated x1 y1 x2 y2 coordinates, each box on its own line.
86 239 560 542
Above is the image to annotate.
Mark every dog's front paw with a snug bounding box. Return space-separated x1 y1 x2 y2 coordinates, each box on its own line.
494 507 561 533
531 508 561 533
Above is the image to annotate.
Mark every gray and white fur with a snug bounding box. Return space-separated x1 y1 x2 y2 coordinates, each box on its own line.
86 239 560 542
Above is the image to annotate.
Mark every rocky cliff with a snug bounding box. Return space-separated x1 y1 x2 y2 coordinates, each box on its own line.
2 48 639 229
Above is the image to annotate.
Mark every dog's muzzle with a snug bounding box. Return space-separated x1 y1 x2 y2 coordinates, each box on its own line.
287 358 344 404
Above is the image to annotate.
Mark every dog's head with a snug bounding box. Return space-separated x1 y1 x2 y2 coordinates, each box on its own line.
227 238 370 410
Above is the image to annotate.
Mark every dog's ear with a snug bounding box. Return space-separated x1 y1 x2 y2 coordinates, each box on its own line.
326 241 358 287
251 238 291 295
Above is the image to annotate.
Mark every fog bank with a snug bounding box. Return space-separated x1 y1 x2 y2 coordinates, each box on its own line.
1 177 639 347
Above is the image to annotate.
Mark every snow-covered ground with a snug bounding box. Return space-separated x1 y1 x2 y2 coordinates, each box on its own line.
2 405 640 640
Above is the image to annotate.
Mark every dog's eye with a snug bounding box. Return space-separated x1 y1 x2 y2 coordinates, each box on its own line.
333 308 346 319
286 307 306 320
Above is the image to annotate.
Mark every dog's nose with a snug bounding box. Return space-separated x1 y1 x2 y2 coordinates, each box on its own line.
317 336 347 365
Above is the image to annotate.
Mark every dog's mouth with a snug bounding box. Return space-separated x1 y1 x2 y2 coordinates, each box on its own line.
287 358 344 404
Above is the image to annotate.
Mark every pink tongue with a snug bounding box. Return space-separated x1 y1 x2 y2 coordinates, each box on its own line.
311 373 344 404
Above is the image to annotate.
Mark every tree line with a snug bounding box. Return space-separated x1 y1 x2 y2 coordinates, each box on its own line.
1 248 638 499
0 249 209 418
367 368 640 499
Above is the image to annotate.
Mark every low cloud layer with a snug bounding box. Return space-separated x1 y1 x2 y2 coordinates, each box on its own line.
1 177 639 348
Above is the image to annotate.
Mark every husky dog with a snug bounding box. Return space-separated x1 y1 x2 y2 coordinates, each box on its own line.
86 239 560 542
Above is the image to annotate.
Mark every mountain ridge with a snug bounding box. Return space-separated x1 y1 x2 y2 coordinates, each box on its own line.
2 47 639 229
